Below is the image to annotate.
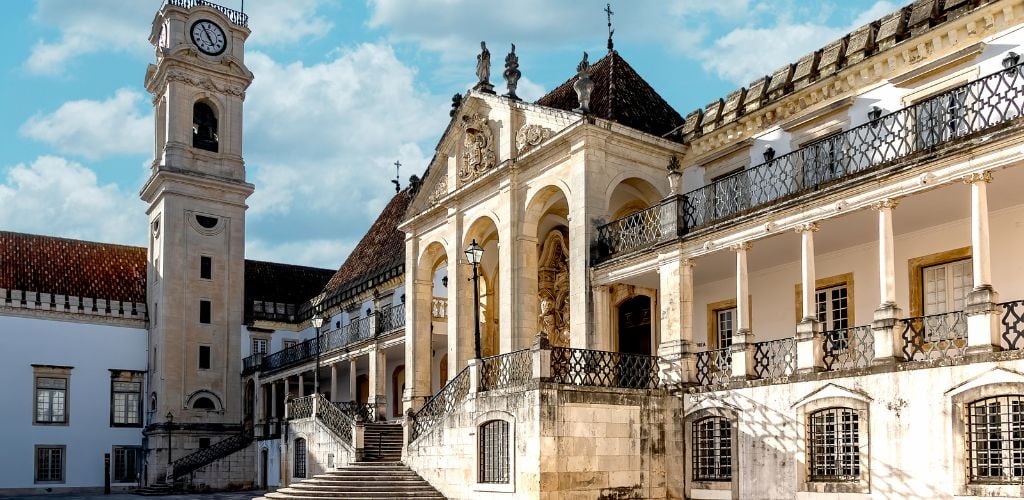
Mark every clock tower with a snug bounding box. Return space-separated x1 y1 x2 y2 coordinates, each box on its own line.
140 0 254 486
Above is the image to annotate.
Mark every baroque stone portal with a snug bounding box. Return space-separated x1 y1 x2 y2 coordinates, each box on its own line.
538 229 570 347
458 113 496 184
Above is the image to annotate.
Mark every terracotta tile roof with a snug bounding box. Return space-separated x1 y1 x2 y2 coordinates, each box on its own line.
535 50 684 139
244 260 334 306
0 231 147 303
321 188 412 303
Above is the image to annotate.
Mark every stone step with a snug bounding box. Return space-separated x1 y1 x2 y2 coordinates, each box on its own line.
266 462 445 500
262 495 445 500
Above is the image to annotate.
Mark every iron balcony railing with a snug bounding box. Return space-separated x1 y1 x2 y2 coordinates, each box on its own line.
256 302 406 374
597 62 1024 261
165 0 249 27
549 347 660 390
752 338 795 379
1000 300 1024 351
242 353 263 375
694 348 732 386
334 401 379 423
822 326 875 371
900 311 968 361
480 349 532 391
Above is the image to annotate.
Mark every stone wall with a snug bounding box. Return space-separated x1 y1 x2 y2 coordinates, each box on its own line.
182 444 257 491
284 417 355 485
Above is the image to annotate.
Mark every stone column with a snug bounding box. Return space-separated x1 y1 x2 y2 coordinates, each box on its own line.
795 223 824 373
515 234 540 350
348 358 358 402
592 285 612 352
270 381 278 419
498 176 517 353
964 172 1001 352
404 235 432 412
657 251 696 388
329 363 338 402
283 377 290 402
730 243 756 379
368 347 387 420
448 212 475 378
872 199 904 364
298 374 305 397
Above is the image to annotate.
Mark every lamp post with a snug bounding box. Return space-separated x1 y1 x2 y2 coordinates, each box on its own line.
465 239 484 360
311 311 325 395
165 411 174 471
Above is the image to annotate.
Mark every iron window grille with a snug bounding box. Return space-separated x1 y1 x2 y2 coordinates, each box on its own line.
111 381 142 426
807 407 861 482
113 446 141 483
35 446 64 483
479 420 510 484
294 438 307 479
692 416 732 481
36 377 67 423
967 395 1024 483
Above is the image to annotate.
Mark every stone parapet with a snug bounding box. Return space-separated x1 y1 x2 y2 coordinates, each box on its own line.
0 288 147 322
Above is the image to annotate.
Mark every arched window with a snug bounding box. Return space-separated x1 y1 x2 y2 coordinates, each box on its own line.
478 419 510 484
192 102 219 152
192 397 216 410
967 395 1024 483
293 438 307 479
807 407 860 481
692 416 732 481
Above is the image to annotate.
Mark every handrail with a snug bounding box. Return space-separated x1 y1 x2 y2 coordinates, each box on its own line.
409 366 471 443
480 349 532 391
170 429 253 479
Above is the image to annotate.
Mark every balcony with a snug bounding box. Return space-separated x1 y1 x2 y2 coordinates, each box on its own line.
597 63 1024 262
165 0 249 27
249 302 406 375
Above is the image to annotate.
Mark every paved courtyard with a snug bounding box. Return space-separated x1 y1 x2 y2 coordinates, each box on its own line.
3 492 264 500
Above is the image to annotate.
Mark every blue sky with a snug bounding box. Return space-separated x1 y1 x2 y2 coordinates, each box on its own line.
0 0 896 269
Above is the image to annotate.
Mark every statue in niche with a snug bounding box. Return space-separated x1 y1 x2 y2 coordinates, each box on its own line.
458 113 496 183
538 229 570 347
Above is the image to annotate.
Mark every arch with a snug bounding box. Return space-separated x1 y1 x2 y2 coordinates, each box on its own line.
606 176 664 221
463 213 501 249
417 240 448 282
474 410 516 489
186 389 223 411
524 184 571 240
192 100 219 152
192 397 216 410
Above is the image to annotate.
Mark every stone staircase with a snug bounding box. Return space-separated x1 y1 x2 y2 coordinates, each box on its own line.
259 462 445 499
360 423 403 462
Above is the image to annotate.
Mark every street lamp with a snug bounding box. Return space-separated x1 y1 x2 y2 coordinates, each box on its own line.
165 411 174 470
311 311 326 395
465 239 484 360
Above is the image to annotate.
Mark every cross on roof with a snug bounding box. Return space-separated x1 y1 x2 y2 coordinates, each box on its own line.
605 3 615 52
392 160 402 193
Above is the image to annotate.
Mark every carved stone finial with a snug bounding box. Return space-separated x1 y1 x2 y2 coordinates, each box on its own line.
449 93 462 118
666 155 680 172
573 52 594 114
474 41 494 94
503 43 521 100
666 155 683 195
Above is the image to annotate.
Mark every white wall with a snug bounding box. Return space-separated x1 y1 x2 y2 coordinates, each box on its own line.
0 314 147 491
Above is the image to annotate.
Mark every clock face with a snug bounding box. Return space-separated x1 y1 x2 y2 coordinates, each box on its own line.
190 20 226 56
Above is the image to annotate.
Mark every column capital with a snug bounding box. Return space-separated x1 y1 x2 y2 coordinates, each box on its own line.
729 241 752 252
794 222 820 233
682 257 696 268
962 170 993 184
873 198 899 211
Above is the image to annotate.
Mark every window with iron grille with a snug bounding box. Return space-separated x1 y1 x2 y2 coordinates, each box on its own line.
807 407 860 481
478 420 510 484
294 438 307 478
112 446 141 483
35 446 64 483
111 380 142 426
692 416 732 481
967 395 1024 483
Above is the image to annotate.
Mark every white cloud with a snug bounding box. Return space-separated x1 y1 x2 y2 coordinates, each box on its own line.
243 0 334 46
20 89 152 161
699 1 897 85
246 238 354 270
0 156 145 245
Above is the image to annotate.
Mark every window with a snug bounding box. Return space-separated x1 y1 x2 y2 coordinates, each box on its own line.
192 102 219 152
192 397 216 410
282 340 298 350
801 132 847 185
200 255 212 279
35 446 64 483
252 338 268 355
110 374 142 427
112 446 141 483
967 395 1024 483
478 420 510 484
692 416 732 481
710 167 750 218
199 345 211 369
33 365 71 425
807 407 860 482
199 300 212 324
923 258 973 315
715 308 735 350
917 87 968 149
294 438 307 479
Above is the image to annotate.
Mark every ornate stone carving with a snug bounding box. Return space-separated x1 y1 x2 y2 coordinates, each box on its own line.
573 52 594 114
515 124 551 153
873 198 900 211
962 171 993 184
794 222 820 233
428 174 448 205
503 44 521 100
538 230 570 348
165 70 246 99
458 114 496 184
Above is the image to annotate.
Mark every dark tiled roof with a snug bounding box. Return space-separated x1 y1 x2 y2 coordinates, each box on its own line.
244 260 334 306
535 50 684 139
0 231 147 303
322 189 412 302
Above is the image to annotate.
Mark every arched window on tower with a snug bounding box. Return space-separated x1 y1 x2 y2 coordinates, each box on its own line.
192 102 219 152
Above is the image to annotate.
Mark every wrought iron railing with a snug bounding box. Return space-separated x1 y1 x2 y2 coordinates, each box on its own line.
334 401 378 423
409 366 471 443
165 0 249 27
431 297 448 319
597 62 1024 260
752 338 795 379
288 395 314 420
480 349 532 391
262 339 316 373
242 353 263 375
170 429 253 479
1000 300 1024 351
823 326 875 371
549 347 659 389
694 348 731 386
315 394 354 445
900 311 968 361
377 303 406 334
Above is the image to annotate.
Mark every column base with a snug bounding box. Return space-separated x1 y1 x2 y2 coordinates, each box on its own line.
729 340 756 380
966 286 1001 351
796 319 824 372
872 303 905 366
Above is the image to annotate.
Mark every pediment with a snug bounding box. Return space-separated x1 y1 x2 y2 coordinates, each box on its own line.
792 382 872 409
945 367 1024 398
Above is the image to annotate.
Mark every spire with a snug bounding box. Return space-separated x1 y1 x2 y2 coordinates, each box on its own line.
605 3 615 52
